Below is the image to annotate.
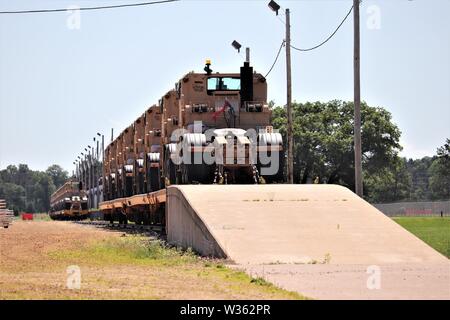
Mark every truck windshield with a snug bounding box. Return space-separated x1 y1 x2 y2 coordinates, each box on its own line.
207 77 240 91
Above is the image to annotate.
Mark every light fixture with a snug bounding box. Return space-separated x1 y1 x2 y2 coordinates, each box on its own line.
231 40 242 52
268 0 280 15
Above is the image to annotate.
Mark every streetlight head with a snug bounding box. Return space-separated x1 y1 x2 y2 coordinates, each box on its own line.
231 40 242 53
268 0 280 15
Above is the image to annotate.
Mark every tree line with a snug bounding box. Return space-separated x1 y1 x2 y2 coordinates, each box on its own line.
0 100 448 212
271 100 449 203
0 164 68 214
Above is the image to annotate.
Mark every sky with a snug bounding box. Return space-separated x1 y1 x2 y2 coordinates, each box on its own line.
0 0 449 173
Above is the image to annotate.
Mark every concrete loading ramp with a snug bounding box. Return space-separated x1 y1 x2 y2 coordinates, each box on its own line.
166 184 448 265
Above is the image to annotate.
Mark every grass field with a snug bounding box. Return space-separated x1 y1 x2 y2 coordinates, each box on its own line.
393 217 450 258
48 236 307 299
0 221 306 299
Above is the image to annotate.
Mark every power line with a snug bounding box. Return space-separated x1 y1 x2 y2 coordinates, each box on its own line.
265 40 285 78
291 4 354 52
0 0 179 15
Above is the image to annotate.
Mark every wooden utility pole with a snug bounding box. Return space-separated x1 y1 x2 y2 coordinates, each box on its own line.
353 0 363 197
286 8 294 184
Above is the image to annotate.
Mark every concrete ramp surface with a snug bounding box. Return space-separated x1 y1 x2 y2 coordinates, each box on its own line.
167 184 448 265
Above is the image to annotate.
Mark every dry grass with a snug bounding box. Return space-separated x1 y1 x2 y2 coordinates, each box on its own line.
0 221 305 300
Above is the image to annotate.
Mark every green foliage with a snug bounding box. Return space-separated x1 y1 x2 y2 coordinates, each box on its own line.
428 139 450 200
0 164 68 213
46 164 69 188
364 157 412 203
272 100 448 203
406 157 433 200
272 100 402 190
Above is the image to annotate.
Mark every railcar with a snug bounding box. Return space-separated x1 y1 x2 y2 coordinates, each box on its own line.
101 60 283 224
49 180 89 220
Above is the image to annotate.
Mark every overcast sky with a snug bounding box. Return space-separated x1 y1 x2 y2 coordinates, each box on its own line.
0 0 449 173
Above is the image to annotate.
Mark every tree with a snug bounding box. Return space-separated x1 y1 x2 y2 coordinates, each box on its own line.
0 164 64 213
364 157 412 203
32 172 55 212
405 157 433 200
0 182 26 212
272 100 402 198
429 139 450 200
46 164 68 189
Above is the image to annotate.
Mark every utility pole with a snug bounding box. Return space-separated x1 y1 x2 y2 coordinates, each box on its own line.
286 8 294 184
353 0 363 197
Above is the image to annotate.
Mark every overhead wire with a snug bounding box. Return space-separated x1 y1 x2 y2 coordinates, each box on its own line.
264 40 286 78
0 0 179 15
290 4 354 52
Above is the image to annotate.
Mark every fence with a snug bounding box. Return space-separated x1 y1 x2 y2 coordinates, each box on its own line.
373 200 450 217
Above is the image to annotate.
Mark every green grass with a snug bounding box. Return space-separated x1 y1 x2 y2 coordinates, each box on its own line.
49 236 197 266
393 217 450 258
32 213 52 221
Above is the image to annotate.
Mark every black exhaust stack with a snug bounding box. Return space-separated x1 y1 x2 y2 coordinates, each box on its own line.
240 62 253 105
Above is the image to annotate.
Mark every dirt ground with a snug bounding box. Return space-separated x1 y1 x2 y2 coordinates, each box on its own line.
237 262 450 300
0 221 302 300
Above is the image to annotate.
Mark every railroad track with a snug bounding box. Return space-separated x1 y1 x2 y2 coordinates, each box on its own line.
73 220 164 236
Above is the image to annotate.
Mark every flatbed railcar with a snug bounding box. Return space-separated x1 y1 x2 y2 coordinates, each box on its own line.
49 180 89 220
